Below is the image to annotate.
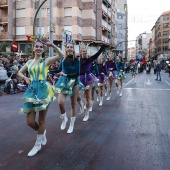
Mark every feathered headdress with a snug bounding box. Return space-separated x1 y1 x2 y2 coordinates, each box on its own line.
26 34 46 45
79 42 90 51
65 40 76 46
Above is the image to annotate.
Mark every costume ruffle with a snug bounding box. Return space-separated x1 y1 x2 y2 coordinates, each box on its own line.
20 80 55 114
116 71 126 80
54 76 84 96
80 73 99 90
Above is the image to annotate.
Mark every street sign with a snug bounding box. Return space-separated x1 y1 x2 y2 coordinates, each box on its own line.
11 41 18 51
50 22 55 33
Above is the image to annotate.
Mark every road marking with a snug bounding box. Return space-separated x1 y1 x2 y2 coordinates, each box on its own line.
144 79 152 86
165 80 170 86
124 87 170 91
123 78 134 88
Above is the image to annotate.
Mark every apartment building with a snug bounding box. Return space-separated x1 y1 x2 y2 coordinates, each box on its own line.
115 0 128 58
0 0 117 54
154 10 170 60
127 47 135 60
135 32 152 60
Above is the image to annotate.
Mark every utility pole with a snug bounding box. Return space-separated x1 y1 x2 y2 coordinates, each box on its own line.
49 0 53 57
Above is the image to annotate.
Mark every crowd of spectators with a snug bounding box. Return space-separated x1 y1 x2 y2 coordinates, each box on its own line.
0 54 60 96
0 54 30 96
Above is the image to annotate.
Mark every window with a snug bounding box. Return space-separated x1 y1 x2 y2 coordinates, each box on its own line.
37 27 44 34
163 38 169 43
20 43 32 53
118 15 123 19
16 27 25 35
78 8 82 18
163 46 168 51
47 8 50 15
119 33 122 38
118 24 122 28
64 8 72 17
16 8 25 18
163 31 169 36
163 23 169 28
163 15 169 21
47 26 50 33
78 26 82 35
64 26 72 32
93 11 96 20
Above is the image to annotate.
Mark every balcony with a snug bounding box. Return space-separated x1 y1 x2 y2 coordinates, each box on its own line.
102 19 111 31
102 4 108 14
102 35 110 44
0 31 8 39
0 16 7 23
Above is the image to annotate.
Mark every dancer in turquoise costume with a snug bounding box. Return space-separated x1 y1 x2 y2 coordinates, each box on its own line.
116 56 126 97
17 37 63 157
53 42 82 134
130 59 138 84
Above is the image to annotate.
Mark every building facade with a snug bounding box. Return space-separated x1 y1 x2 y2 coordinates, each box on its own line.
0 0 118 55
115 0 128 58
135 32 152 60
154 10 170 60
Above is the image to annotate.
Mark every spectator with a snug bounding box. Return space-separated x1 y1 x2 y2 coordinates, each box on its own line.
155 61 161 81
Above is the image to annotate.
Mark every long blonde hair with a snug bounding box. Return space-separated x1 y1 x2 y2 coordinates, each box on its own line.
64 43 76 60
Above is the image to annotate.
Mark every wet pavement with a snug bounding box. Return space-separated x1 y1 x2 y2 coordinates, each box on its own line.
1 70 170 170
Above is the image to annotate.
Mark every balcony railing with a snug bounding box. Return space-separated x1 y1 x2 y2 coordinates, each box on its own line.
102 19 111 31
102 35 110 44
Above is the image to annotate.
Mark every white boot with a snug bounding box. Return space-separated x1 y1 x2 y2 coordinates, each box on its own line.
60 112 68 130
67 117 76 134
105 90 108 96
83 108 90 121
99 96 103 106
89 101 94 112
96 94 99 102
119 89 122 97
117 87 119 94
84 104 86 109
27 134 42 157
41 129 47 145
78 100 84 114
106 93 111 101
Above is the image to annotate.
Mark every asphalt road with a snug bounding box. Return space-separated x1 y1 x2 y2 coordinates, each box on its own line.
0 69 170 170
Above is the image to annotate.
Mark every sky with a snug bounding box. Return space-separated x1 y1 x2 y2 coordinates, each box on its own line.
128 0 170 47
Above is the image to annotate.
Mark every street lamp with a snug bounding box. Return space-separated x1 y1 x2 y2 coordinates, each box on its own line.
33 0 47 37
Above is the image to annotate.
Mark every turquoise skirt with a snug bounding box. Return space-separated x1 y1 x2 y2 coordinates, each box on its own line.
20 80 56 114
54 76 84 96
116 71 126 80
